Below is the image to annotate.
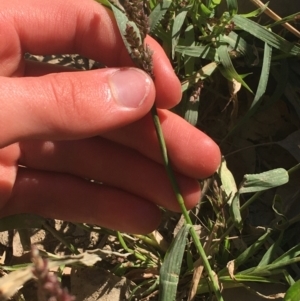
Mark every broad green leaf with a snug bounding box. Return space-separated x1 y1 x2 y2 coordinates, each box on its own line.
159 224 191 301
284 280 300 301
239 168 289 194
149 0 172 33
232 15 300 56
217 44 252 92
0 213 46 231
172 7 189 59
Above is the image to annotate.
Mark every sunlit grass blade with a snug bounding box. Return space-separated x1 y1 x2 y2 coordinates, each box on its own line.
175 45 217 61
171 7 189 58
217 44 252 92
219 229 272 276
159 224 191 301
232 15 300 56
224 42 272 140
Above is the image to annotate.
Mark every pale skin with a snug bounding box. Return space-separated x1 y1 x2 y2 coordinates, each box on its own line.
0 0 221 234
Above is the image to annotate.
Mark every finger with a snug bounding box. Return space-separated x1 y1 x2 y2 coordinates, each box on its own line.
18 138 201 212
0 168 161 234
2 0 181 108
102 109 221 179
0 67 155 148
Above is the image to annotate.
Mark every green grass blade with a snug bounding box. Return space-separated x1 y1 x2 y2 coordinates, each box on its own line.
0 213 46 230
159 224 191 301
232 15 300 56
149 0 172 33
226 0 238 15
175 45 217 61
223 42 272 140
219 229 272 276
258 231 284 267
217 44 252 92
272 243 300 265
171 7 189 59
239 168 289 194
182 25 196 76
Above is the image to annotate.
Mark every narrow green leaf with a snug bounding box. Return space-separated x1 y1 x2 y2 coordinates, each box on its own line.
149 0 172 33
219 229 272 276
284 280 300 301
239 168 289 194
217 44 252 92
232 15 300 56
159 224 191 301
224 42 272 139
258 231 284 267
183 25 196 76
172 7 189 59
175 45 217 61
226 0 238 15
272 243 300 265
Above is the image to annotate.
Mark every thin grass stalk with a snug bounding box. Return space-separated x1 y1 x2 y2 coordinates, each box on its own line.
150 106 224 301
116 231 147 261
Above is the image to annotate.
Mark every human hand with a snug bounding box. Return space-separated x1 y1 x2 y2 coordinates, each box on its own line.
0 0 221 234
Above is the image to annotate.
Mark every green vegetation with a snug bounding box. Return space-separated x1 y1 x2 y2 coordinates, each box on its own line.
1 1 300 300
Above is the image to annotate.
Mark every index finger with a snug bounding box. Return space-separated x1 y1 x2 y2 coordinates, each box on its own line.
0 0 181 108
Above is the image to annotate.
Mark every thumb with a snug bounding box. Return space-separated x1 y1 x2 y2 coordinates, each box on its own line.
0 68 155 147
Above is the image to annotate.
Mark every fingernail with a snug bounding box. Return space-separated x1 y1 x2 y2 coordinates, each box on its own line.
109 68 151 108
